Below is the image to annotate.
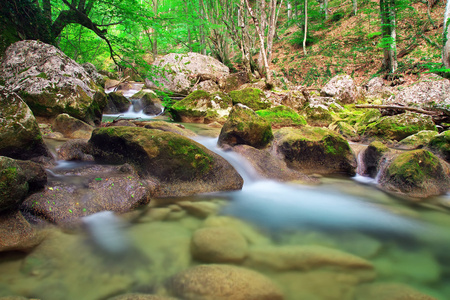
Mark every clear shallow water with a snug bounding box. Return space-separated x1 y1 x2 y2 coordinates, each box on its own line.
1 137 450 299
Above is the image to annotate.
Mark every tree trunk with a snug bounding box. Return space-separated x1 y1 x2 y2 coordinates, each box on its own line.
380 0 397 73
443 0 450 68
287 1 292 20
152 0 158 57
324 0 328 20
303 0 308 55
353 0 357 15
245 0 272 87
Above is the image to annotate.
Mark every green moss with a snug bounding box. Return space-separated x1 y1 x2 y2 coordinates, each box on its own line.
428 130 450 162
256 106 307 127
229 88 270 111
36 72 48 79
386 150 441 188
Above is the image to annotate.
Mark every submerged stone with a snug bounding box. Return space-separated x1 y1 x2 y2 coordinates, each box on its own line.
52 113 94 139
218 104 273 149
377 149 450 199
168 264 284 300
274 126 357 175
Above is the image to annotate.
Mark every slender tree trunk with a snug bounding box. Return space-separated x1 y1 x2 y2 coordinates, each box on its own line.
287 1 292 20
443 0 450 68
353 0 357 16
303 0 308 55
152 0 158 57
324 0 328 20
245 0 272 86
380 0 397 73
266 0 283 62
199 0 207 55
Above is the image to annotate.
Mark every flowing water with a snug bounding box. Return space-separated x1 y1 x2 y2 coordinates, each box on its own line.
1 130 450 299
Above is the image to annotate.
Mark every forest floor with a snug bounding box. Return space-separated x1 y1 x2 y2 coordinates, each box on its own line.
267 0 446 89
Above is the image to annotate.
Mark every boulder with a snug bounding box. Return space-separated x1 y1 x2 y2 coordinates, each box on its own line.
192 80 220 93
0 211 45 252
256 105 307 127
88 126 243 196
130 89 164 115
363 76 393 99
146 52 229 95
104 91 132 114
0 156 46 213
168 264 284 300
244 245 375 281
398 130 439 150
0 40 107 125
377 149 450 199
190 227 248 263
57 139 94 161
332 121 359 141
21 164 153 224
218 104 274 149
321 74 358 104
358 141 390 178
135 121 196 137
304 104 334 127
52 113 94 139
274 127 357 175
219 71 250 92
0 89 50 160
355 283 437 300
170 90 232 124
229 88 271 111
387 74 450 114
107 294 179 300
427 130 450 162
359 112 437 142
82 62 106 87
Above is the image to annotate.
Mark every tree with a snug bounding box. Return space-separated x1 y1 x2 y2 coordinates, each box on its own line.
443 0 450 68
303 0 308 55
380 0 397 73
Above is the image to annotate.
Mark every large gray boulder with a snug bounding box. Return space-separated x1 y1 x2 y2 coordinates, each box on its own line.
0 88 50 160
0 40 107 125
145 52 229 95
321 74 358 104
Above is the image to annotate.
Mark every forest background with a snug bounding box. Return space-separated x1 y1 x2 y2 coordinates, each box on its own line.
1 0 449 89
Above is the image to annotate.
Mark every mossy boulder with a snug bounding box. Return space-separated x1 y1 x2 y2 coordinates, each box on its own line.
0 156 47 213
135 121 196 137
377 149 450 199
1 40 107 125
359 141 390 178
52 113 94 139
356 109 382 128
304 105 334 127
220 71 250 92
359 112 437 142
89 126 243 196
218 104 274 149
274 127 357 175
320 74 358 104
229 88 271 111
171 90 232 123
427 130 450 162
0 88 50 160
256 105 307 127
332 121 359 141
130 89 163 115
398 130 439 150
104 91 131 114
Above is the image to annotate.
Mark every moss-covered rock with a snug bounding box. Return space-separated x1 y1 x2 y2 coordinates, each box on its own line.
332 121 359 141
0 156 46 212
427 130 450 162
256 105 307 127
377 149 450 199
356 109 382 128
1 41 107 125
0 88 50 160
171 90 232 123
359 112 437 142
135 121 196 137
52 113 94 139
104 91 131 114
358 141 390 178
274 126 357 175
218 104 274 149
304 105 334 127
130 89 163 115
89 126 243 196
220 71 250 92
398 130 439 150
229 88 271 111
